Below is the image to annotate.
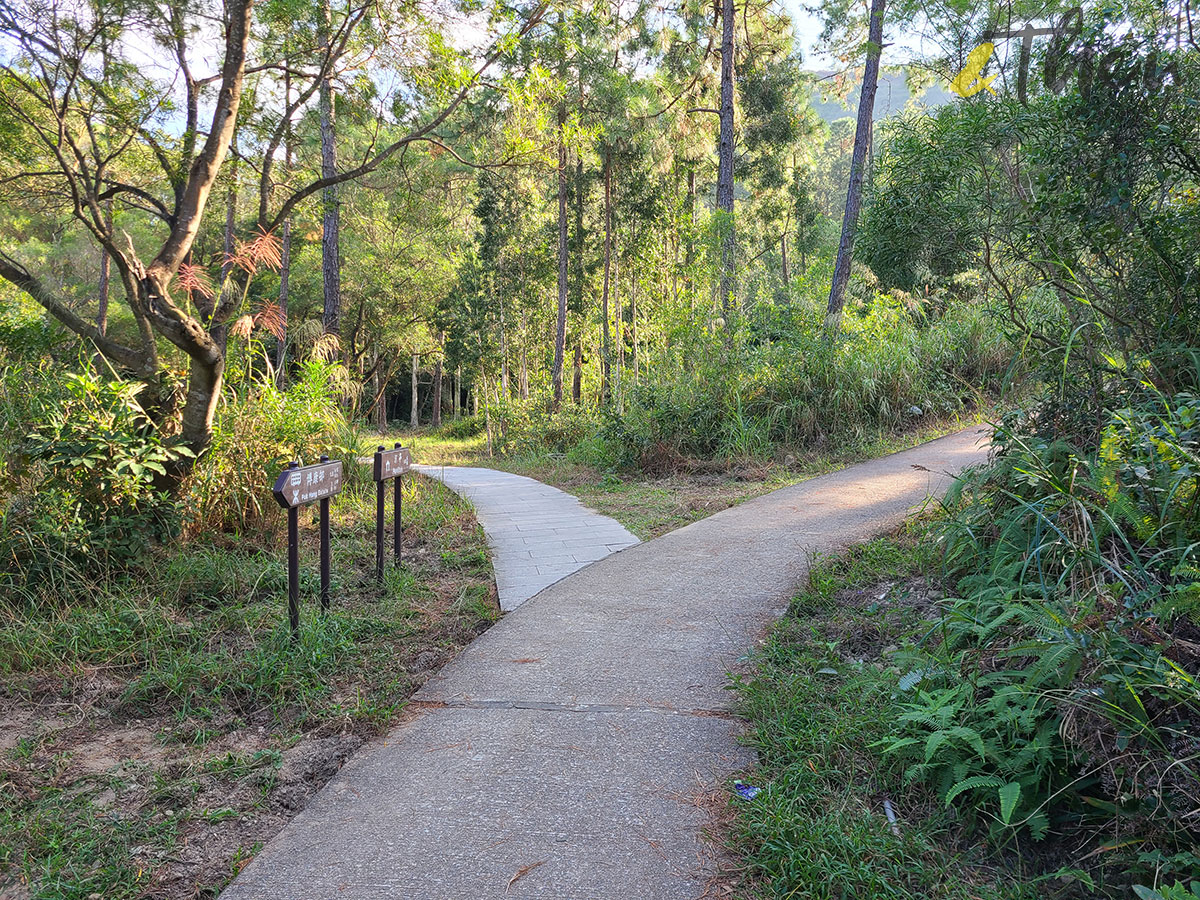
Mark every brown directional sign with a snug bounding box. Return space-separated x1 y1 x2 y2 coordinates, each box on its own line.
373 446 411 481
273 460 344 509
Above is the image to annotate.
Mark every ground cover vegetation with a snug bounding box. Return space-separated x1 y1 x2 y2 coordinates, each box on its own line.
729 2 1200 896
0 0 1196 893
0 346 497 898
731 529 1046 900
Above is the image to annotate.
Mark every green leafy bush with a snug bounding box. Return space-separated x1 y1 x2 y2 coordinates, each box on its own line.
1135 882 1200 900
439 414 484 439
882 586 1078 840
496 399 600 458
886 396 1200 883
182 360 357 539
0 369 188 593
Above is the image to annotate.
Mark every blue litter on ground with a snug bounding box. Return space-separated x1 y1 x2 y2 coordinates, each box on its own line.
733 781 761 800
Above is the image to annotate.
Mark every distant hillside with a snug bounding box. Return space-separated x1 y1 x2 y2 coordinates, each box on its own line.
810 69 954 123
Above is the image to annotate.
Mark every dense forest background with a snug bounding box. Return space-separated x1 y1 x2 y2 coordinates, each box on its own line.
0 0 1016 456
1 0 1199 895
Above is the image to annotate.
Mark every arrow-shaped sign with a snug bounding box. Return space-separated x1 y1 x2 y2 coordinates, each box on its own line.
373 446 411 481
273 460 344 509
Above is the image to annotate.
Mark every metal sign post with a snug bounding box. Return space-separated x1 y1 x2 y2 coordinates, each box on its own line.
272 457 344 637
319 455 332 614
285 462 300 635
372 443 411 582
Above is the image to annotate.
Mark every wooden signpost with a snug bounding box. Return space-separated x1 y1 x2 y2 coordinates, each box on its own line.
372 443 410 581
272 456 344 637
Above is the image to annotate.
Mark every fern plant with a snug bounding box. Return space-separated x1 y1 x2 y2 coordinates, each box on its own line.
882 590 1078 838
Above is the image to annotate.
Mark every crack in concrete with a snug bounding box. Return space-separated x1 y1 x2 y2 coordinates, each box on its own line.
410 698 737 719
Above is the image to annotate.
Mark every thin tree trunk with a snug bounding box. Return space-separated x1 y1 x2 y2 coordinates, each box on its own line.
600 148 613 399
570 52 585 344
519 315 529 400
97 200 112 337
716 0 737 316
781 234 790 285
596 323 604 402
613 254 622 408
410 353 419 427
685 166 696 275
572 341 582 404
275 219 291 382
214 140 238 358
374 352 388 433
454 366 462 420
221 153 237 287
483 381 494 456
551 99 569 410
573 154 585 315
495 377 508 443
631 276 639 382
319 0 341 344
826 0 886 332
432 358 443 428
95 35 112 341
498 298 509 398
550 11 569 410
672 192 679 305
685 166 697 304
275 70 293 384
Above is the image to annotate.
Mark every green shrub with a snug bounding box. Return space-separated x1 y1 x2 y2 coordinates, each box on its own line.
182 360 357 539
496 399 600 457
0 369 187 594
886 395 1200 883
439 414 484 439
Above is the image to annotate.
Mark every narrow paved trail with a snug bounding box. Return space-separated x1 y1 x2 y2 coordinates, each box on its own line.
413 465 639 611
222 427 990 900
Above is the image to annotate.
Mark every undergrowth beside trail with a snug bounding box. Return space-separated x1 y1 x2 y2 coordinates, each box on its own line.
425 291 1011 478
0 473 497 900
732 491 1200 899
730 528 1044 900
409 412 982 539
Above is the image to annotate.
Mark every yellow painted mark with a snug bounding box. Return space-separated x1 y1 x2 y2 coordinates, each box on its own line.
950 42 999 97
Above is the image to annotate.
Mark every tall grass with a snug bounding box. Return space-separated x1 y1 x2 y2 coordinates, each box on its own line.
567 292 1013 470
182 359 364 541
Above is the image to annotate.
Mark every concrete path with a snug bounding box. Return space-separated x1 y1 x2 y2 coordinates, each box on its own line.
413 465 640 611
222 427 990 900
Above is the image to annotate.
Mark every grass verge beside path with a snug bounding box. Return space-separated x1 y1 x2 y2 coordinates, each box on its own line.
727 525 1044 900
407 414 984 539
0 474 497 900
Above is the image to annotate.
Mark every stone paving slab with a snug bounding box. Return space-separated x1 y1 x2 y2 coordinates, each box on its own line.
222 427 991 900
413 465 640 611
